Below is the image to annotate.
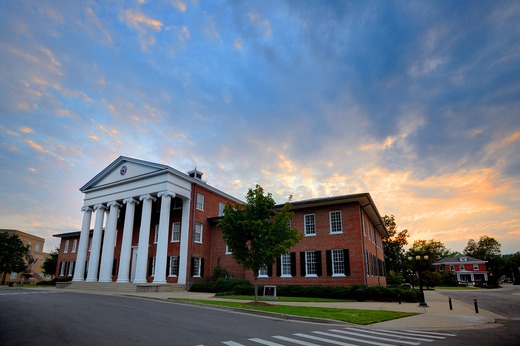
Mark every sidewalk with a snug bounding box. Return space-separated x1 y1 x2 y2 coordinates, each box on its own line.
60 287 504 331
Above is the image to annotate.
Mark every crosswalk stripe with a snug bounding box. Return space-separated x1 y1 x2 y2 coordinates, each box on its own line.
313 331 395 346
382 329 457 337
371 329 454 339
294 333 358 346
249 338 286 346
272 335 322 346
321 330 420 345
340 328 436 342
222 341 245 345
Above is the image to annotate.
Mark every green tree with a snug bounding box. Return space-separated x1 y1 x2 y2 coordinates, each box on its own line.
382 215 409 274
0 232 30 285
464 235 503 284
408 239 457 260
41 246 59 279
218 185 303 302
464 235 501 259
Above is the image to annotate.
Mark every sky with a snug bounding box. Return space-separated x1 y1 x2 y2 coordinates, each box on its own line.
1 0 519 255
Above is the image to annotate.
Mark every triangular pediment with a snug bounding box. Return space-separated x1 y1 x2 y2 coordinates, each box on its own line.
80 156 169 192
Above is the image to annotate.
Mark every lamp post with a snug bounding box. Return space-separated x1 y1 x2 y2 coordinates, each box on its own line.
408 254 429 307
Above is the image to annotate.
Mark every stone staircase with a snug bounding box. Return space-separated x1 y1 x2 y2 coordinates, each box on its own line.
61 281 186 293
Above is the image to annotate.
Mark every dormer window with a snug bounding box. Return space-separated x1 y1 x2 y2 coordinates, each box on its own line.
460 257 467 262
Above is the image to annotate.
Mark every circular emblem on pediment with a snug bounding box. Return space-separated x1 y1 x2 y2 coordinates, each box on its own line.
120 165 127 176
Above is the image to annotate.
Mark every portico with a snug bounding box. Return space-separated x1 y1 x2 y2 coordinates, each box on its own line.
71 157 193 285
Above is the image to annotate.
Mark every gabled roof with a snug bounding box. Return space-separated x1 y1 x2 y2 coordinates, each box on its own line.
433 253 487 265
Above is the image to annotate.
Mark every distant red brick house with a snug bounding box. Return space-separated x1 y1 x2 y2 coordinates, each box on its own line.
432 254 488 285
54 156 388 290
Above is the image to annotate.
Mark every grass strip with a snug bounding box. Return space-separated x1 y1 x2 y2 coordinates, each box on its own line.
169 298 418 325
217 295 350 303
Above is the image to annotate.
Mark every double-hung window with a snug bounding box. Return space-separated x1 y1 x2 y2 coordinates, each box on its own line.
219 202 225 216
195 223 203 243
304 214 316 236
169 256 179 276
171 222 181 242
330 211 342 233
331 249 345 276
305 251 317 277
258 265 268 278
192 257 202 277
196 193 204 211
154 224 159 243
71 239 77 253
281 253 292 277
67 261 74 276
150 257 156 277
64 240 69 253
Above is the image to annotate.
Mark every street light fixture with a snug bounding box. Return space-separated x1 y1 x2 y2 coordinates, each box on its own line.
408 254 429 307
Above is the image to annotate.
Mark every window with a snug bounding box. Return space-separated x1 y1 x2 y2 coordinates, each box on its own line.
150 257 156 276
219 202 225 216
439 265 445 272
473 264 479 270
460 257 467 262
450 265 455 271
195 223 203 243
35 243 41 252
459 264 465 270
10 272 17 279
171 222 181 242
63 240 69 253
72 239 77 253
305 251 317 277
196 193 204 211
154 224 159 243
281 253 292 277
192 257 202 277
304 214 316 236
172 198 183 209
258 265 268 278
67 261 75 276
88 238 92 252
169 256 179 276
332 249 345 276
59 262 66 276
225 244 231 254
330 211 342 233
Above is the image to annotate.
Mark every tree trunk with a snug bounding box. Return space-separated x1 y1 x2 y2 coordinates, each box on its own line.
254 275 259 302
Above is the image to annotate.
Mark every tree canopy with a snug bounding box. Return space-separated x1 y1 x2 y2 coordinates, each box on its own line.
218 185 302 301
407 239 457 260
0 232 30 285
464 235 501 259
382 214 409 274
41 246 59 279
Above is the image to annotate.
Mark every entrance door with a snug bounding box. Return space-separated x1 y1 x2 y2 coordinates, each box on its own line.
130 247 138 283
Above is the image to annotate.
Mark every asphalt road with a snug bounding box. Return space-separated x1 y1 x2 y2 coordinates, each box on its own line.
1 287 519 345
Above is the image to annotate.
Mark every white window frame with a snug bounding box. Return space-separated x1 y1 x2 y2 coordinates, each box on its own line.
258 265 268 278
196 193 204 211
281 253 292 277
304 214 316 236
330 211 342 234
171 222 181 242
71 239 77 253
473 264 479 270
154 224 159 243
450 265 455 271
225 244 231 254
35 243 41 252
459 264 465 270
63 240 69 253
151 257 156 277
305 251 317 277
195 223 203 243
169 256 179 277
193 257 202 277
59 262 66 276
219 202 225 216
67 261 74 276
331 249 345 277
439 265 445 272
10 272 17 279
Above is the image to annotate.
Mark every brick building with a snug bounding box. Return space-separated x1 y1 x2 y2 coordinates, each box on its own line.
1 229 48 285
54 156 388 289
432 254 488 285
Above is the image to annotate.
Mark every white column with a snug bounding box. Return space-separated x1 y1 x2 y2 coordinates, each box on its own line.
73 206 93 282
177 198 191 285
98 201 121 282
153 191 174 284
86 204 107 282
133 194 156 284
117 197 138 283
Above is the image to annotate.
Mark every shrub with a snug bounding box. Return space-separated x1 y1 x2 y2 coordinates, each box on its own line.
212 279 251 293
36 280 55 286
189 282 215 292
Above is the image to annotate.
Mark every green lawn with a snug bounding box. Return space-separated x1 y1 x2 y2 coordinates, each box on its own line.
169 298 418 325
216 295 350 302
